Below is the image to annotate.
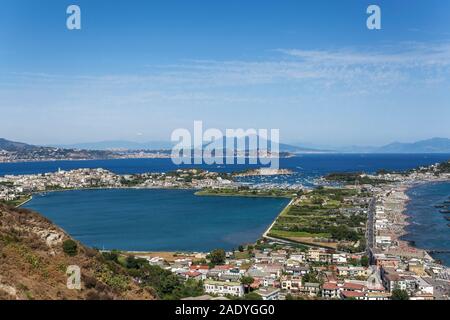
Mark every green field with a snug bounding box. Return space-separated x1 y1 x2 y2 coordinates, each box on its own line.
195 187 298 199
267 187 367 252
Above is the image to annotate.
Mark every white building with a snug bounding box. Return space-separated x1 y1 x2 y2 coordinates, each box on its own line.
254 287 280 300
204 280 244 297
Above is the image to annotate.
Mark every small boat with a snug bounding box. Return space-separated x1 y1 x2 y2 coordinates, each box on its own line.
445 216 450 222
440 210 450 214
435 205 445 208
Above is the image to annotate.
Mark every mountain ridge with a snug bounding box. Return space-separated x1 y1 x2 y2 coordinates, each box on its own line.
2 137 450 155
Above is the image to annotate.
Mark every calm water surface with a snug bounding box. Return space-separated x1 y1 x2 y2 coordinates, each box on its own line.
24 189 290 252
403 182 450 266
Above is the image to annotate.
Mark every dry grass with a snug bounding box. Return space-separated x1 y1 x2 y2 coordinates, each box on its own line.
0 204 154 300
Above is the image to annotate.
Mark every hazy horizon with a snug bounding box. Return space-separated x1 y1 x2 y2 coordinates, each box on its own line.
1 0 450 146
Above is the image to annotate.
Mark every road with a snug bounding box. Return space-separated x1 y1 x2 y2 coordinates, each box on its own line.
366 197 376 256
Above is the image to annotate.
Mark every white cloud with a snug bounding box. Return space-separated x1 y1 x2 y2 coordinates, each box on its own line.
2 41 450 105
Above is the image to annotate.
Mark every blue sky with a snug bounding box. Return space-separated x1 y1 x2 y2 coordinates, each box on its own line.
0 0 449 146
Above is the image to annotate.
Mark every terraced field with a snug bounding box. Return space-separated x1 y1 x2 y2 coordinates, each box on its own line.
268 187 368 252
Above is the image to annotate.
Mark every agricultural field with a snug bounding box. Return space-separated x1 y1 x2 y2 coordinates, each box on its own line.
268 187 369 252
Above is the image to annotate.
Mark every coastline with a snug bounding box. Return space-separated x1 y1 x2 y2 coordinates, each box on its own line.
14 196 33 208
390 180 450 263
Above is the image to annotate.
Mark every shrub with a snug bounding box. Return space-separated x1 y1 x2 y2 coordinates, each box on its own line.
62 239 78 256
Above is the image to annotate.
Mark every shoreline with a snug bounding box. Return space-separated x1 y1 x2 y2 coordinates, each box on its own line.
14 196 33 208
390 179 450 263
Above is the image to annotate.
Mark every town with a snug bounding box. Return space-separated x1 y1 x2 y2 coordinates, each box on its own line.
1 161 449 300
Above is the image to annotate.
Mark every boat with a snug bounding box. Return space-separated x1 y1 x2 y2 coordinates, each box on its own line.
435 205 445 208
440 209 450 214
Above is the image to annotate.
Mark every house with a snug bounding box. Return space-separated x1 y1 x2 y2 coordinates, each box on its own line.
289 253 306 263
285 260 308 276
181 295 230 301
203 280 244 297
366 292 390 300
280 275 302 293
373 254 400 268
301 282 321 297
414 276 434 296
408 260 426 276
382 270 406 292
181 271 204 281
189 265 210 275
307 248 332 264
342 281 366 293
341 291 366 300
375 235 392 247
254 252 271 264
332 254 347 265
322 282 339 299
254 287 280 300
337 266 368 278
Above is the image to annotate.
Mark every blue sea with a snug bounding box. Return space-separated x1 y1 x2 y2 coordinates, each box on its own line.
2 154 450 187
7 154 450 255
24 189 290 252
403 182 450 266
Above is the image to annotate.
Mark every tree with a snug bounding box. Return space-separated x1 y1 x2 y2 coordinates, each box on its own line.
391 289 409 300
209 249 226 265
241 276 254 293
102 250 119 263
360 255 369 267
243 292 262 300
62 239 78 256
241 276 254 286
285 293 294 300
238 245 244 252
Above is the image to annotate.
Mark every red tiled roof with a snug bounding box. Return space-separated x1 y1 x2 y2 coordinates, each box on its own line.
189 265 209 271
250 279 261 289
184 271 202 277
341 291 366 298
342 282 366 291
213 265 232 270
322 282 339 290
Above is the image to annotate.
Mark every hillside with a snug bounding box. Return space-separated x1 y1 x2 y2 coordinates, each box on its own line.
0 204 154 300
377 138 450 153
0 138 39 152
0 138 114 162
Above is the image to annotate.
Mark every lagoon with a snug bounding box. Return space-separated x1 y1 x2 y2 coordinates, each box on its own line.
23 189 290 252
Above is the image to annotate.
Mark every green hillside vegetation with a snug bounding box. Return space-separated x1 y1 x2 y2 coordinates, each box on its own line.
0 204 154 300
324 172 390 185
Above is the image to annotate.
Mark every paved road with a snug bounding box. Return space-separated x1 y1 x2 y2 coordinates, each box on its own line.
366 197 376 256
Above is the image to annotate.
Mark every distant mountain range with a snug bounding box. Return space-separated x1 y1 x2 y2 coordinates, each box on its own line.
51 140 174 151
336 138 450 154
51 137 330 153
0 138 114 161
49 137 450 154
2 137 450 156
